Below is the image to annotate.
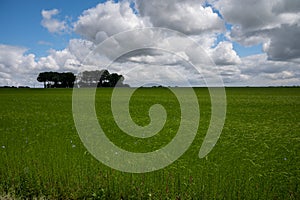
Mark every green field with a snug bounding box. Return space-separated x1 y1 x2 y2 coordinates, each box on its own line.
0 87 299 199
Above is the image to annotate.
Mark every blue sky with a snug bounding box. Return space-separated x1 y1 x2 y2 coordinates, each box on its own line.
0 0 299 86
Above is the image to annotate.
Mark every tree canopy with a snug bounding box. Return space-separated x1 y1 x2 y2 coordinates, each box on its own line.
76 70 129 88
37 70 129 88
37 72 76 88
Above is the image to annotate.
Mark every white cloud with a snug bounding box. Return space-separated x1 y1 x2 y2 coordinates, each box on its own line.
0 45 37 72
73 0 224 43
210 41 241 65
74 1 148 44
136 0 224 35
67 39 95 62
41 9 67 33
37 39 95 71
190 33 219 50
0 44 38 86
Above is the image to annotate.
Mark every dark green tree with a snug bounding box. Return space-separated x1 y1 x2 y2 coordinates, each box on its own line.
37 71 76 88
77 70 127 88
37 72 47 88
62 72 76 88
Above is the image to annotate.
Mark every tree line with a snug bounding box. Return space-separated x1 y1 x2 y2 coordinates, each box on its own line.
37 70 128 88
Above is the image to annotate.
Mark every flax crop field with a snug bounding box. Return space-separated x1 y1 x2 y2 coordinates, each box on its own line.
0 87 299 199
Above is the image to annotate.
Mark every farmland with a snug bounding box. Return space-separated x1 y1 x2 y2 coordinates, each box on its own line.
0 87 299 199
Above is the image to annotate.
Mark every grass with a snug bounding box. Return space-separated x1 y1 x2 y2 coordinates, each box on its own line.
0 87 299 199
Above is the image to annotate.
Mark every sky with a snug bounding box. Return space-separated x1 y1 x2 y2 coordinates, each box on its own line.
0 0 299 87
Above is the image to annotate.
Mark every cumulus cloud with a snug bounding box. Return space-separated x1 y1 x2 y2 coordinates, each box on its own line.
0 45 37 72
211 0 300 62
210 41 241 65
74 1 148 44
41 9 67 33
0 45 38 86
136 0 224 35
37 38 95 71
74 0 224 44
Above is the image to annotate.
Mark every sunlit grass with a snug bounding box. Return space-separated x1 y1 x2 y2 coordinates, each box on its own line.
0 87 299 199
